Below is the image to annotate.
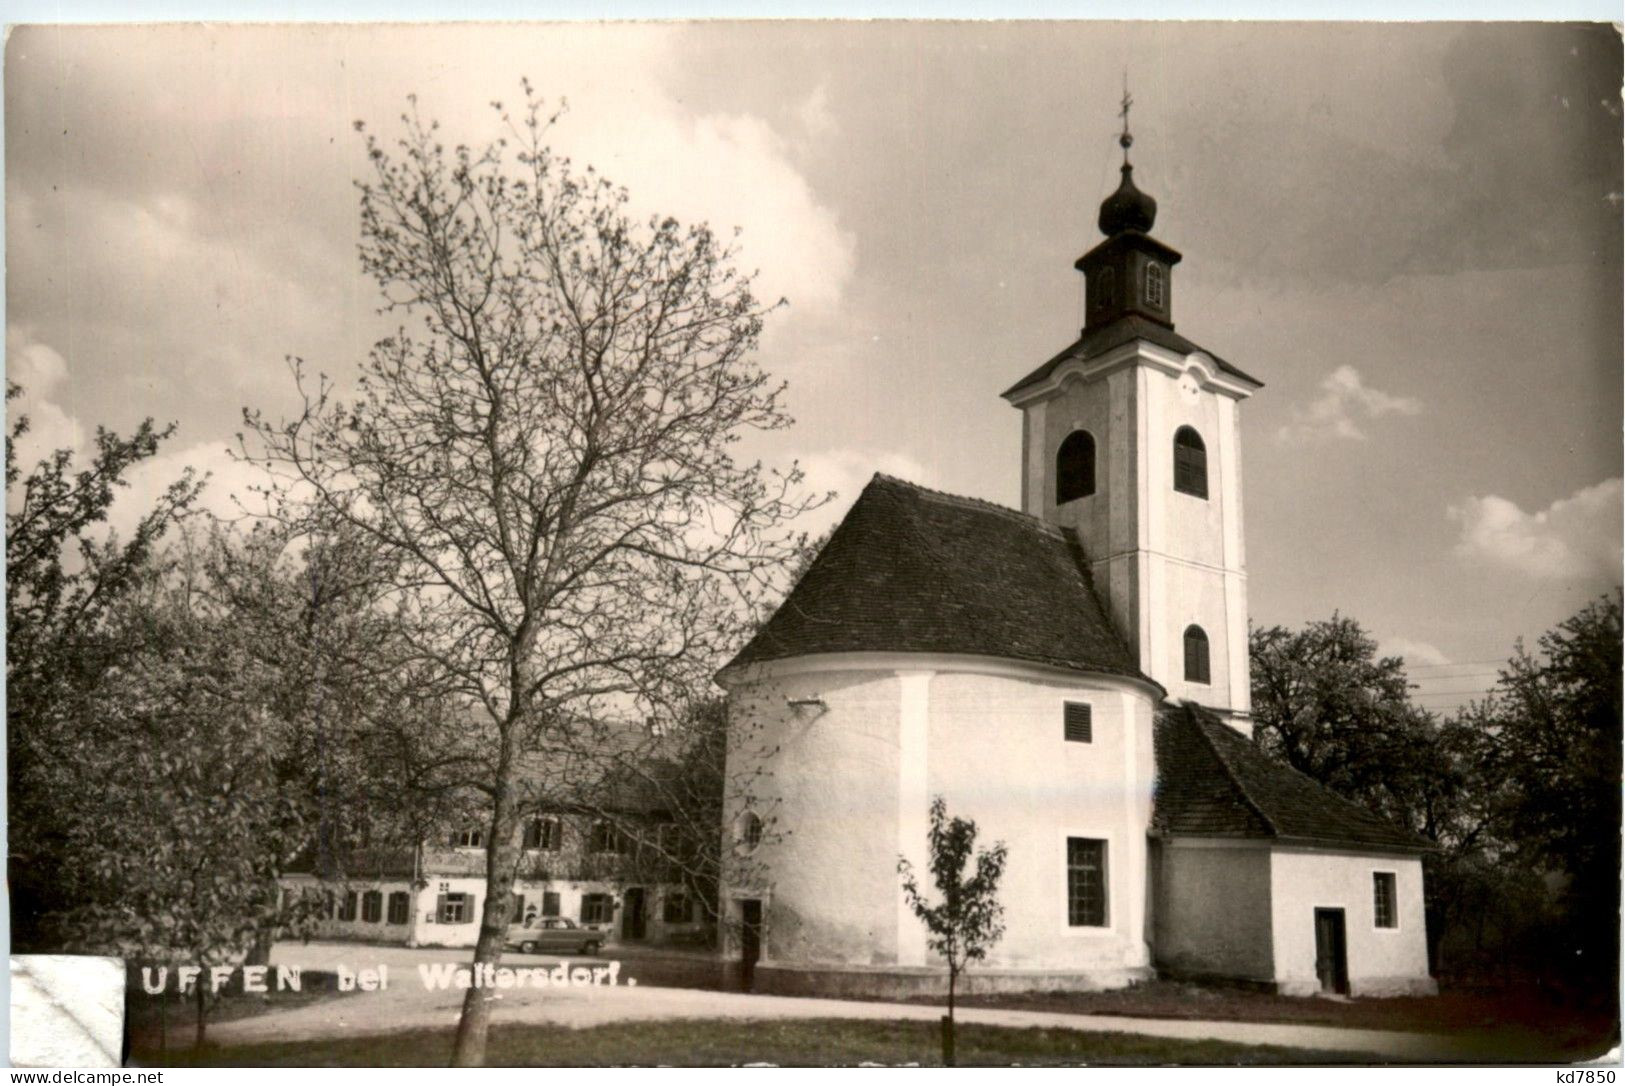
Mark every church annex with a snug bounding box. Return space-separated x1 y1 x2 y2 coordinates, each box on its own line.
716 114 1437 999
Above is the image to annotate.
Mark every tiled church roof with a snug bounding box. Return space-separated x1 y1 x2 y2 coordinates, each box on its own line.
1152 703 1433 853
1001 316 1262 398
725 474 1151 684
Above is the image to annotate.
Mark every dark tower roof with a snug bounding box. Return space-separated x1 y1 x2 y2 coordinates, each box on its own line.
1098 163 1157 236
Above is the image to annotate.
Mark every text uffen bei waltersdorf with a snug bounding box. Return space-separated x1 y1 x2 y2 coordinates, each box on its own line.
139 961 634 995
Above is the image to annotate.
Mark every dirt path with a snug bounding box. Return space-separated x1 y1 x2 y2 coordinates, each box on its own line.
200 943 1539 1062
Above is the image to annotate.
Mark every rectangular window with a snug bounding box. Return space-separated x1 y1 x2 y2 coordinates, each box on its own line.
522 817 562 850
361 890 383 923
438 892 474 925
580 893 614 925
1373 872 1397 929
387 891 410 925
662 892 694 924
338 890 358 922
542 891 561 917
450 827 484 848
1067 838 1108 927
511 893 525 922
589 821 626 854
1063 702 1093 743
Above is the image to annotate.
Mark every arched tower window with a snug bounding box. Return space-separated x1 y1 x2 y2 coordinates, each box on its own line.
1173 426 1207 499
1183 625 1211 685
1056 430 1097 504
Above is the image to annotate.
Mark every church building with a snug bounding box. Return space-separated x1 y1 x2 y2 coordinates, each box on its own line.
715 112 1438 999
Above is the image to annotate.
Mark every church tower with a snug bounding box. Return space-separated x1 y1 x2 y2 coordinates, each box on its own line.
1001 98 1262 727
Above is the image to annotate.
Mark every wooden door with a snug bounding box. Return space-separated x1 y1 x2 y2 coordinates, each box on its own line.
622 887 647 940
739 899 763 992
1314 908 1349 994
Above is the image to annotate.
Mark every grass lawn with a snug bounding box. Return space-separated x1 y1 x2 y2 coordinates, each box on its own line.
136 1018 1361 1067
920 980 1618 1061
124 970 356 1059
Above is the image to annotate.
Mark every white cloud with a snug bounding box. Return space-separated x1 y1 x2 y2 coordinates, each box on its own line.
1449 478 1622 581
6 328 87 471
1275 365 1422 444
1376 636 1450 668
796 83 837 141
796 448 933 536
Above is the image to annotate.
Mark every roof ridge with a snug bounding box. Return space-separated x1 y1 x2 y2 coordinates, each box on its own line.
1188 704 1433 849
869 473 1067 538
1184 703 1280 837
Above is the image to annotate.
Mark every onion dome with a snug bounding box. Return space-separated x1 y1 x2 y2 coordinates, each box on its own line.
1098 162 1157 235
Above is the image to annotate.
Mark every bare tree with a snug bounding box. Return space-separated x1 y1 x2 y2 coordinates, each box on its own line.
245 85 815 1065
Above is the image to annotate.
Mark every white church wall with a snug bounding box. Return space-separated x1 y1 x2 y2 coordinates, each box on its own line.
722 655 1161 988
1269 848 1436 997
1150 838 1275 983
923 666 1157 975
722 665 905 969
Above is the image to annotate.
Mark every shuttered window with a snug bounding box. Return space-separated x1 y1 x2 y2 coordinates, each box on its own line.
387 891 410 925
523 817 561 850
1067 838 1108 927
1373 872 1397 929
542 891 561 917
581 893 614 925
339 891 358 921
437 892 474 924
361 890 383 923
1173 426 1208 499
1063 702 1093 744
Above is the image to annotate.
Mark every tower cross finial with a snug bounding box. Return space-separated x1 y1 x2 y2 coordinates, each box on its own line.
1118 73 1134 165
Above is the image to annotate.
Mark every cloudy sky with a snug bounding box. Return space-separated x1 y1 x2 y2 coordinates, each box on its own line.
7 21 1621 711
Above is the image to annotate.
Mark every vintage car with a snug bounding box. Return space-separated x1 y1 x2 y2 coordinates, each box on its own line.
504 916 605 956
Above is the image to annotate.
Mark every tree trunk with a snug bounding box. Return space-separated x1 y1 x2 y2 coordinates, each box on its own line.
942 966 957 1067
450 767 522 1067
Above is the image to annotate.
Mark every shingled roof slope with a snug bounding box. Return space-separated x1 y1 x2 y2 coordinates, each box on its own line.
725 474 1150 683
1152 703 1432 853
1002 316 1262 399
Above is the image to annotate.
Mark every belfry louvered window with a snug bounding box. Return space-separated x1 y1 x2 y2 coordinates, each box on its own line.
1063 702 1093 743
1183 625 1211 685
1145 262 1166 309
1173 426 1208 499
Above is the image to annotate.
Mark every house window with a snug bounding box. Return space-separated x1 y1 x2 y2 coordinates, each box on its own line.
581 893 614 925
1063 702 1093 744
339 890 358 922
1067 838 1108 927
1095 266 1116 311
589 820 627 854
1183 625 1211 685
361 890 383 923
511 893 525 922
387 891 410 925
663 892 694 924
542 891 561 918
1373 872 1397 929
738 811 764 852
1055 430 1097 504
523 817 562 851
437 892 474 924
1145 262 1166 309
450 827 484 849
1173 426 1207 499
